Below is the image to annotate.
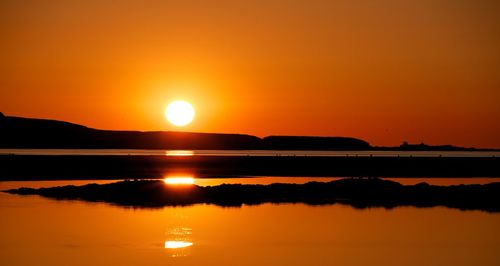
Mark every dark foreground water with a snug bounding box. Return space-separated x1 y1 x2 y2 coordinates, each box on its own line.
1 178 500 266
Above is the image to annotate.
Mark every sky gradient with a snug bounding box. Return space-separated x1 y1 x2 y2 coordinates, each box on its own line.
1 0 499 148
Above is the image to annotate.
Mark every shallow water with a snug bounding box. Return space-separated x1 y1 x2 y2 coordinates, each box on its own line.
1 189 499 266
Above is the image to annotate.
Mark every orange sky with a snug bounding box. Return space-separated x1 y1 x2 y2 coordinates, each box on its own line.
1 0 499 148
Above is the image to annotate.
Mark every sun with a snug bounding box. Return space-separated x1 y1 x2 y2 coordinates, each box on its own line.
165 101 195 127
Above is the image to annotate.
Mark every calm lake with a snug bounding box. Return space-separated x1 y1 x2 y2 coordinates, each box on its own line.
1 177 500 266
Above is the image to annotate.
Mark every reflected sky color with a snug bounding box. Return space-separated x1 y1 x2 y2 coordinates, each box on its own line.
1 192 499 266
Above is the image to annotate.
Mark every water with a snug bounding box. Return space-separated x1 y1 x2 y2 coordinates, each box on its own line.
1 185 499 266
0 149 498 157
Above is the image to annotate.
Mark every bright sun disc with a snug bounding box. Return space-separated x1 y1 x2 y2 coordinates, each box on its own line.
165 100 195 126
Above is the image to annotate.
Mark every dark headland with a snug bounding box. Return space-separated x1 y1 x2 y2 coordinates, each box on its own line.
0 113 370 150
5 178 500 212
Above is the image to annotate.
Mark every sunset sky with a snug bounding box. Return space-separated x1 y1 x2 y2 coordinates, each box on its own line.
1 0 499 148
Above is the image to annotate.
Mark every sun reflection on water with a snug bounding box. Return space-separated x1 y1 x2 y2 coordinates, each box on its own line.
165 150 194 156
164 241 193 249
163 177 195 185
165 227 193 257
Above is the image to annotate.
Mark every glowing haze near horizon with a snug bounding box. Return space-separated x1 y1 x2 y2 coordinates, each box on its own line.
1 0 499 148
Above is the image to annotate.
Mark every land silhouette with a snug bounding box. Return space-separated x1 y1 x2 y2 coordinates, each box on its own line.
0 113 488 151
5 178 500 212
0 113 369 150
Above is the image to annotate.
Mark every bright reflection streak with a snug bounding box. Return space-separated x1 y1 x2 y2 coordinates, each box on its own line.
163 177 195 185
164 241 193 249
165 150 194 156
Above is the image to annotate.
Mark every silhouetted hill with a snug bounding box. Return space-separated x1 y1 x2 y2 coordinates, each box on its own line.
0 114 370 150
6 178 500 212
0 115 260 149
